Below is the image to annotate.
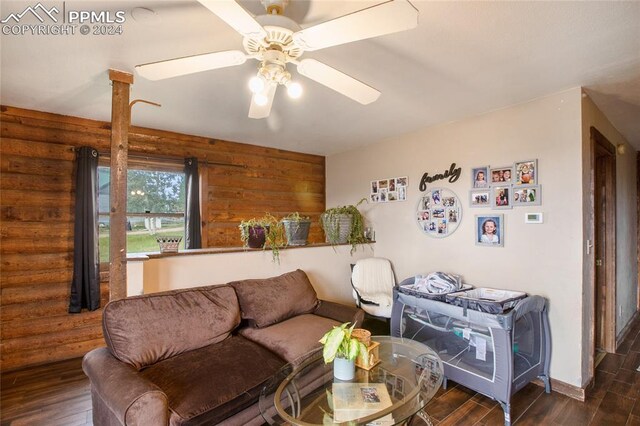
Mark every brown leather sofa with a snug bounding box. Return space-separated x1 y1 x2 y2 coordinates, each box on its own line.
83 269 364 426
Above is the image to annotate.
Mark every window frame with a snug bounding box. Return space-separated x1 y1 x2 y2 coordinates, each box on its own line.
97 157 187 262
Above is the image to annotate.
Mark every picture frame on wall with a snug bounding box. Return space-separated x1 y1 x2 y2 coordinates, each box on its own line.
489 166 514 185
475 214 504 247
370 176 408 203
432 189 442 205
514 159 537 185
447 208 459 223
491 185 512 209
398 186 407 201
471 166 490 188
513 185 541 206
421 196 430 210
417 210 430 221
437 220 448 235
416 188 462 238
469 189 490 208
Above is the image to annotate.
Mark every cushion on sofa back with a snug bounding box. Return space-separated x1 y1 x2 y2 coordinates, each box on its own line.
103 285 240 370
228 269 319 328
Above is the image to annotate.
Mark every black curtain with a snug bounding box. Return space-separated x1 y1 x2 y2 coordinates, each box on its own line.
184 157 202 249
69 147 100 313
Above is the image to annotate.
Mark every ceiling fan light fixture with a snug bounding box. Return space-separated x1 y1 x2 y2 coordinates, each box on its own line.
249 75 266 94
286 81 302 99
254 93 269 106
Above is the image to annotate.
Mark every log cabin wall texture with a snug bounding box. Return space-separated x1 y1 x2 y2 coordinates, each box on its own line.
0 105 326 372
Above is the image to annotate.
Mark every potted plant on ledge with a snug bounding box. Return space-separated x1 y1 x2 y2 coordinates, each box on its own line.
239 213 286 262
321 198 367 254
281 212 312 246
319 322 368 381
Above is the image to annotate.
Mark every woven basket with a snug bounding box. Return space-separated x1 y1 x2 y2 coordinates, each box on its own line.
352 328 371 346
156 236 182 253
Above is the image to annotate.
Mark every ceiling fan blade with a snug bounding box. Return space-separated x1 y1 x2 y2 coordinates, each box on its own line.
198 0 267 39
248 84 277 119
296 59 380 105
136 50 248 81
293 0 418 51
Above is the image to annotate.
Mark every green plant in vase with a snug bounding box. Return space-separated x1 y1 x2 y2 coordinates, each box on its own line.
319 322 367 364
319 322 368 380
239 213 286 263
239 217 266 247
320 198 367 254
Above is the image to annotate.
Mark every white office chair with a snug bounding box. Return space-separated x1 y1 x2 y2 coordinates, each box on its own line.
351 257 396 319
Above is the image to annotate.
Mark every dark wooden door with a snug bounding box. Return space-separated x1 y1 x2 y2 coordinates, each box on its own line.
594 151 607 351
592 129 617 354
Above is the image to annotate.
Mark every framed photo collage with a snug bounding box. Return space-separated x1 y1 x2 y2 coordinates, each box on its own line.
415 188 462 238
370 176 408 203
469 159 541 210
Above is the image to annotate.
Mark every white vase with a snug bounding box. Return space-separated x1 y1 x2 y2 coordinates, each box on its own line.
333 357 355 381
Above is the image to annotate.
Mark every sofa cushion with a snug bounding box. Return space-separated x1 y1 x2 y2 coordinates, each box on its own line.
103 285 240 370
140 336 286 426
229 269 319 328
239 314 339 364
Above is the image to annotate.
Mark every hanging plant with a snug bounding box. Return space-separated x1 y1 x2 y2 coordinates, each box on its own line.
239 213 286 263
281 212 312 246
320 198 367 254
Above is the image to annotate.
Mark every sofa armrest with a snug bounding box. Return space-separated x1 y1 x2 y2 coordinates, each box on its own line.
313 300 364 327
83 347 169 426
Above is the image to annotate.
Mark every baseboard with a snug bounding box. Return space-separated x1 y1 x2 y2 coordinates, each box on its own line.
616 310 640 350
533 378 585 402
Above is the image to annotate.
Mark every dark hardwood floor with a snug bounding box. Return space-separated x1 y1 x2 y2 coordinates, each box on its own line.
2 314 639 426
1 357 91 425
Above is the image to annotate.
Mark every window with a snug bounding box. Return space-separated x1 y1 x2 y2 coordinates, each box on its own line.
98 165 186 262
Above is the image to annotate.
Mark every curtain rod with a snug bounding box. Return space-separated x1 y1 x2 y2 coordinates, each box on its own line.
72 148 246 169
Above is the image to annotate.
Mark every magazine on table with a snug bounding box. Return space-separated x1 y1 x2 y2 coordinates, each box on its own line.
332 382 394 424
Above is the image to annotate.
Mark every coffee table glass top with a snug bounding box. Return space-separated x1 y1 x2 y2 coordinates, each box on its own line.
259 336 443 425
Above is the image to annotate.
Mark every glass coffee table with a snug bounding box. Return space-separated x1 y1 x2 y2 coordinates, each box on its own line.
259 336 443 425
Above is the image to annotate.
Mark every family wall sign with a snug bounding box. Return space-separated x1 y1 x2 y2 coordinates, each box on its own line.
418 162 462 191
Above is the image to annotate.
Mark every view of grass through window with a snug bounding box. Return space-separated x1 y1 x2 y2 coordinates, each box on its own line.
98 167 186 262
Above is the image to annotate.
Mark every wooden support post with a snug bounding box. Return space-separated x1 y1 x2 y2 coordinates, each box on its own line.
108 69 133 301
199 165 209 248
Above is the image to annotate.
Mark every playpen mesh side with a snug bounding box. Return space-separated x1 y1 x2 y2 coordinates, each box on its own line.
399 304 497 380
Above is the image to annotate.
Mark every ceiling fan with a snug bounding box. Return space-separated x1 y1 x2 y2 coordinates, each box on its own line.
135 0 419 119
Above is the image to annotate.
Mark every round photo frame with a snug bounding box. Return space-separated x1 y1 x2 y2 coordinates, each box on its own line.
415 188 462 238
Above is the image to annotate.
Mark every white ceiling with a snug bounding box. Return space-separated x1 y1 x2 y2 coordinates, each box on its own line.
1 1 639 155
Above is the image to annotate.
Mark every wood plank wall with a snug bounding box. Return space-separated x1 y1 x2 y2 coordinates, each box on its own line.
0 105 325 372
